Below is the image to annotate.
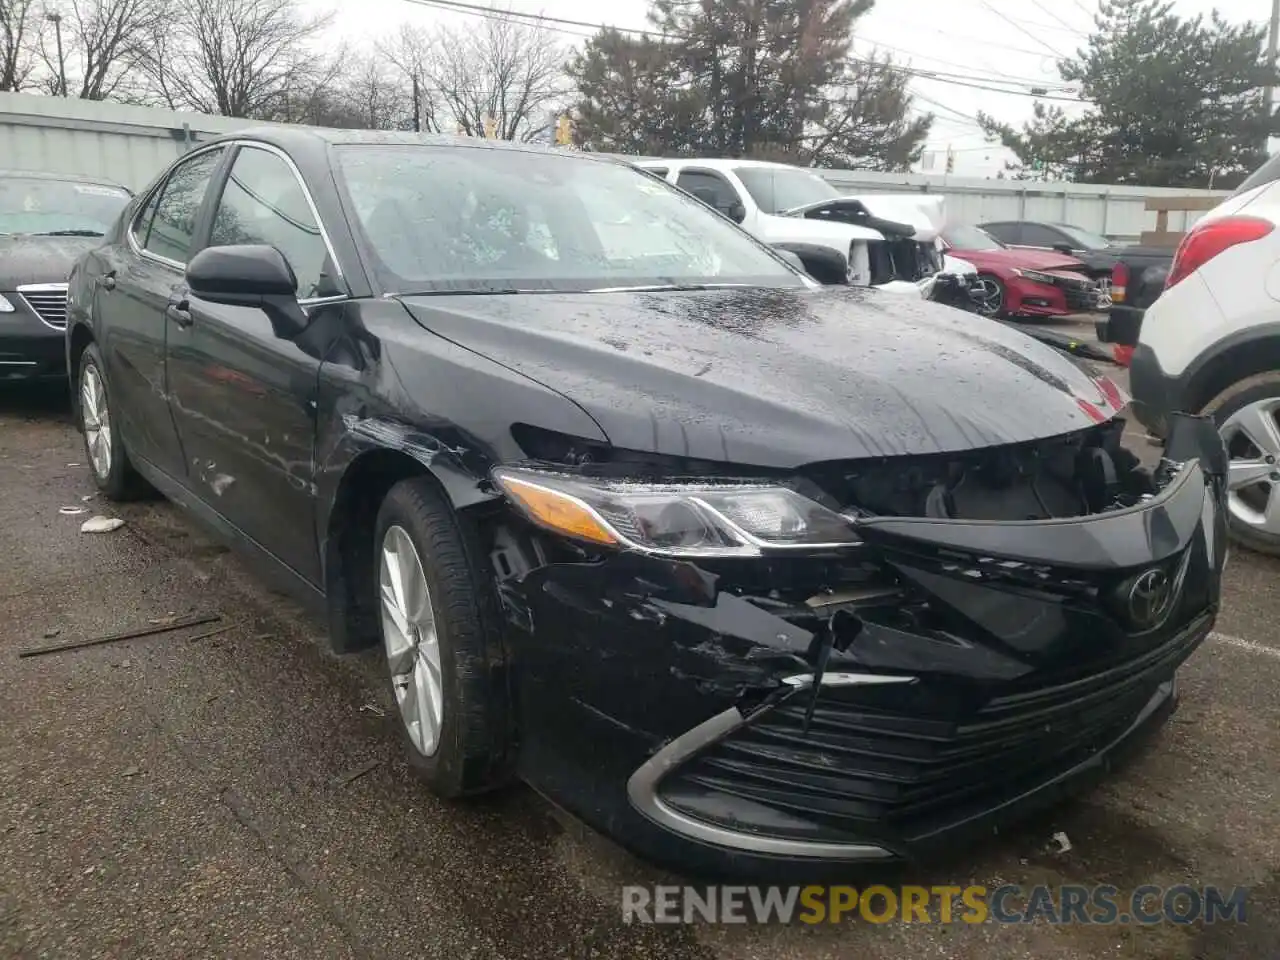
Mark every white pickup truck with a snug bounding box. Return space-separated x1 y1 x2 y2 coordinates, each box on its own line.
632 158 974 295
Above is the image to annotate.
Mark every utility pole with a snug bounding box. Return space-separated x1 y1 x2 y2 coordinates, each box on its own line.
45 11 67 97
1266 0 1280 145
411 75 422 133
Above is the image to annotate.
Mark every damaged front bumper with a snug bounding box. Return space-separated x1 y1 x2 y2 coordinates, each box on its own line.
501 417 1228 873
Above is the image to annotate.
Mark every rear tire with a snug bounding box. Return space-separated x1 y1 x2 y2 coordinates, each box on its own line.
1200 371 1280 557
374 476 513 797
77 343 148 501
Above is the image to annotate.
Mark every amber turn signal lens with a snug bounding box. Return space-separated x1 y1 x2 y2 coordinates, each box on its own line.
496 475 619 546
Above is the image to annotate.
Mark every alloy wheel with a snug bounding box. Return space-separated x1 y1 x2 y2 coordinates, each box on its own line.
1220 397 1280 537
81 363 112 481
379 524 444 756
973 277 1003 317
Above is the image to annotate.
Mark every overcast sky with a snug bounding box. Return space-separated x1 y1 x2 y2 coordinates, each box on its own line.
322 0 1271 176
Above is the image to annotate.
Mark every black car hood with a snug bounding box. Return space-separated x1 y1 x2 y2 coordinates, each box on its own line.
400 287 1124 468
0 234 101 287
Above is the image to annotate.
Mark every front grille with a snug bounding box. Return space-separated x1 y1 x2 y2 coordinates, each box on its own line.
17 284 69 329
658 615 1208 845
1064 284 1097 310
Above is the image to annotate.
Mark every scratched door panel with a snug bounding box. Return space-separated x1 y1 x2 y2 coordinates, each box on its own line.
165 300 324 584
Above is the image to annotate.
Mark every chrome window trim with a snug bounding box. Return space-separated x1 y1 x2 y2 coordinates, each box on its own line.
126 141 227 271
213 141 346 289
125 140 347 292
16 281 69 331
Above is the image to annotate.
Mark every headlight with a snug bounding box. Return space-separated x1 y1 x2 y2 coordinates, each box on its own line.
1013 268 1059 285
491 467 861 557
0 293 14 313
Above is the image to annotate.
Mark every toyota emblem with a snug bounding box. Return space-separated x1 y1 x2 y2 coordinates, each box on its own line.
1127 567 1175 631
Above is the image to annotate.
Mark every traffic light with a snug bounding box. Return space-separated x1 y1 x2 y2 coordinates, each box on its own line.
945 147 955 174
555 115 573 146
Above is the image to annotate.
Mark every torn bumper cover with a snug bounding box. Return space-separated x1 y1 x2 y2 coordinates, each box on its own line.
502 416 1228 872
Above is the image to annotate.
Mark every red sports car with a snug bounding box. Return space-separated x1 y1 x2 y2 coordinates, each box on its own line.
941 225 1103 319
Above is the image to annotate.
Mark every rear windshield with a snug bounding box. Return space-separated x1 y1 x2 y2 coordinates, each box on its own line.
943 225 1004 250
335 145 802 293
1232 154 1280 197
0 176 130 237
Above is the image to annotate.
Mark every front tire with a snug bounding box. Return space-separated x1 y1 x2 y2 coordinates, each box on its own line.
374 476 513 797
973 275 1006 318
1201 372 1280 556
77 343 146 501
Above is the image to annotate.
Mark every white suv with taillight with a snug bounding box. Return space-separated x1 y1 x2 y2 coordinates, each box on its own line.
1131 154 1280 554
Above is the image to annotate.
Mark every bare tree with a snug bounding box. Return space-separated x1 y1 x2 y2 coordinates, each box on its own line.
377 23 440 133
1 0 40 91
36 0 170 100
425 16 567 141
144 0 333 118
339 54 413 130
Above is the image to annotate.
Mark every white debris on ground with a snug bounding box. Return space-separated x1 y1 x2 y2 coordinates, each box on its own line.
1048 831 1073 854
59 506 87 516
80 516 125 534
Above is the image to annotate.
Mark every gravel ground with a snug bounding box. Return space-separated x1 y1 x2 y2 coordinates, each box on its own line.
1 359 1277 960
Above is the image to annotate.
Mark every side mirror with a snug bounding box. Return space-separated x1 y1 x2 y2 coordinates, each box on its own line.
186 244 308 340
1052 242 1076 255
727 201 747 224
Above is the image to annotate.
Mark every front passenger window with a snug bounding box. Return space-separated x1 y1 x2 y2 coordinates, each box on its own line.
210 147 337 299
146 148 224 264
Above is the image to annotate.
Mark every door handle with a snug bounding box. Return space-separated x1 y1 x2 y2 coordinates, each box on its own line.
166 301 193 328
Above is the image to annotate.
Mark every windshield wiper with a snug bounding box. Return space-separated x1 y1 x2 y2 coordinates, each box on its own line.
587 283 751 293
30 229 104 237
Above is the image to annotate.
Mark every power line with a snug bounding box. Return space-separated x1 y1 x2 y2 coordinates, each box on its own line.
976 0 1069 58
852 35 1076 90
402 0 651 39
398 0 1090 103
912 91 981 124
1028 0 1086 36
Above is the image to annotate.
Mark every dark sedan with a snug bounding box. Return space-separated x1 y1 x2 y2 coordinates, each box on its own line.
1 170 130 380
66 128 1228 878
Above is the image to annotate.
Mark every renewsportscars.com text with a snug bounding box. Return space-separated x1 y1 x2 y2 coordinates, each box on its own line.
621 884 1249 926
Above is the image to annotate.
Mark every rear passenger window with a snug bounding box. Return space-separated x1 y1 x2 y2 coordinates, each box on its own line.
130 187 162 249
146 148 224 264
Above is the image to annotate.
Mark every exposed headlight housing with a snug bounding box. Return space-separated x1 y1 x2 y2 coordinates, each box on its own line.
491 467 861 557
1013 268 1059 285
0 293 15 313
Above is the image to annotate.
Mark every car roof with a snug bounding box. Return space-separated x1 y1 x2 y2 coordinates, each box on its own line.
202 126 616 165
0 168 128 190
635 157 808 173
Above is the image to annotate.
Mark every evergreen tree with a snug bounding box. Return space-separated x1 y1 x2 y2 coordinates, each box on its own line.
979 0 1280 188
568 0 930 169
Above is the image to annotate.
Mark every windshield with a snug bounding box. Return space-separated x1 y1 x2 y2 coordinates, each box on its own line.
335 146 802 293
1054 223 1112 249
0 176 130 237
733 166 840 215
943 225 1005 250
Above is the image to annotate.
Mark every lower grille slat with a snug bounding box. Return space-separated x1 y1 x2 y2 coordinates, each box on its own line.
658 616 1209 844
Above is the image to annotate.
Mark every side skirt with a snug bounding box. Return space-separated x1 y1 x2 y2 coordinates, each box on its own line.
130 452 328 617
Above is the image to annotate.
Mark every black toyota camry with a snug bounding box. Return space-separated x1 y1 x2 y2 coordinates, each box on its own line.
66 128 1228 878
